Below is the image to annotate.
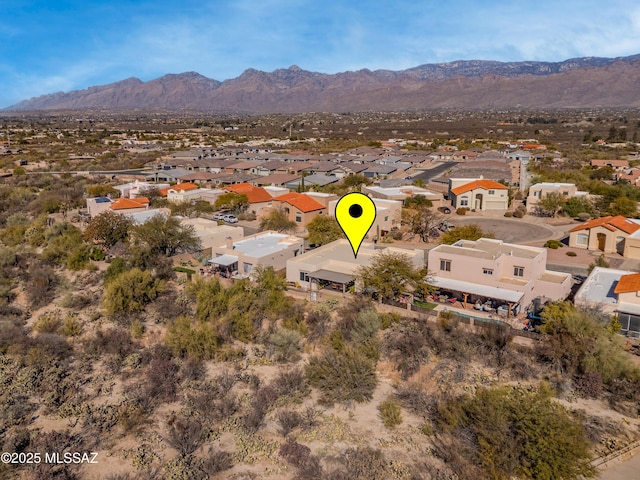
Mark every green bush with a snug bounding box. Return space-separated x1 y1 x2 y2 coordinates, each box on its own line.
378 399 402 428
566 251 577 257
456 207 468 215
504 211 513 217
102 268 162 316
544 239 564 249
166 316 219 360
306 348 377 405
269 328 303 362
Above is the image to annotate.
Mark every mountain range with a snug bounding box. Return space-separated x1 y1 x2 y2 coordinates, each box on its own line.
7 55 640 113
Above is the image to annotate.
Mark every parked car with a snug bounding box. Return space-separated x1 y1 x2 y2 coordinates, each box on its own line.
222 214 238 223
213 212 226 220
438 206 452 214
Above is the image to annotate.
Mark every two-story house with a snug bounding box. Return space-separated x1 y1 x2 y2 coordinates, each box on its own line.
526 182 589 212
428 238 572 316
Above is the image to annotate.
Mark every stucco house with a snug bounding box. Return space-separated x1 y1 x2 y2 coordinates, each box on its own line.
574 267 640 337
428 238 572 316
286 239 424 293
568 216 640 257
209 231 304 278
448 178 509 211
268 192 327 228
526 182 589 212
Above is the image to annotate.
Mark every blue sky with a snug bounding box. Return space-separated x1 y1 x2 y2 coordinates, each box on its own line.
2 0 640 108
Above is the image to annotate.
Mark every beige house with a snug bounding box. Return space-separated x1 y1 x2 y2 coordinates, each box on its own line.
448 178 509 211
428 238 572 315
327 197 403 239
209 231 305 278
568 216 640 257
286 239 424 293
268 193 327 229
180 218 244 256
361 185 444 208
574 267 640 337
526 182 589 212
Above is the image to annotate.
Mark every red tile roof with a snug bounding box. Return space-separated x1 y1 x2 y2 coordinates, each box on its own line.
110 197 149 210
272 192 325 213
568 216 640 235
450 179 509 196
224 183 272 203
614 273 640 293
158 183 199 196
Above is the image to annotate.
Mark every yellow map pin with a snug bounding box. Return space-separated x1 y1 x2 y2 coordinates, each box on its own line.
335 192 377 258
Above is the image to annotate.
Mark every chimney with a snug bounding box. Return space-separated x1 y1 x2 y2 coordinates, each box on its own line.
226 236 233 250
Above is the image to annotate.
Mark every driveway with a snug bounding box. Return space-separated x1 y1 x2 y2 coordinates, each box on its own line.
447 216 556 244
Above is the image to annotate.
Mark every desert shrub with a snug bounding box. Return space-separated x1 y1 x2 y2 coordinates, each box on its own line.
165 413 205 456
200 447 233 476
566 251 577 257
383 320 430 379
456 207 468 215
306 348 377 405
325 447 392 480
276 410 303 437
575 371 604 399
84 327 136 360
378 399 403 428
33 312 62 334
305 305 332 342
436 384 595 480
242 385 278 433
577 212 592 221
25 263 58 308
60 314 82 337
513 205 527 218
103 268 162 317
58 291 95 310
66 244 92 270
272 367 310 399
544 239 564 249
103 257 128 284
268 328 303 362
395 383 437 417
165 316 219 360
504 211 513 217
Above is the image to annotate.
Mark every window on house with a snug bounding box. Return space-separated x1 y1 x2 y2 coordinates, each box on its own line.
514 266 524 277
295 215 302 222
576 233 588 246
488 190 495 195
460 198 469 206
563 191 569 196
299 272 309 282
483 268 493 275
440 259 451 272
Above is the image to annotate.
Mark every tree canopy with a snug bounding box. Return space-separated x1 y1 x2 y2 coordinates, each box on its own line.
83 211 133 248
130 214 200 256
259 209 298 233
440 224 493 245
356 251 423 301
306 215 343 246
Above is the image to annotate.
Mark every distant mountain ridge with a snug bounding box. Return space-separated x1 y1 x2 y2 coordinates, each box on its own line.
8 54 640 112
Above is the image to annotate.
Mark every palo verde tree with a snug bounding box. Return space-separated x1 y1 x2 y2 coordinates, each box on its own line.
129 214 200 257
356 251 423 301
440 224 493 245
306 215 343 246
259 208 297 233
214 192 249 213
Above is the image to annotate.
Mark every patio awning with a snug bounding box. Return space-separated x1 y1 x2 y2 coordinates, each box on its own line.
429 277 523 303
310 269 354 284
209 254 238 267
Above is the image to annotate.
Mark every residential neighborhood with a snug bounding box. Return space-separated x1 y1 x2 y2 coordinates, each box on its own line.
2 110 640 480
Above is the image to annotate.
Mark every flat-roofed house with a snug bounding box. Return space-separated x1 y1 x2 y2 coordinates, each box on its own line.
286 239 424 293
590 159 629 171
180 217 244 255
448 178 509 211
574 267 640 337
428 238 572 316
209 231 304 278
568 216 640 256
328 197 403 239
526 182 589 212
362 185 444 208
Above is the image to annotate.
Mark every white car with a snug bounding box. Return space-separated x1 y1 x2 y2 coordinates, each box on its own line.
222 214 238 223
213 212 226 220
